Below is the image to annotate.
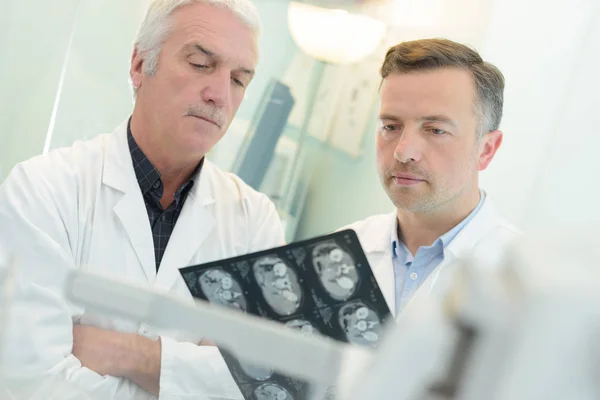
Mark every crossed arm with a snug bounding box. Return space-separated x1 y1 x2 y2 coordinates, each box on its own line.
72 325 217 396
72 325 162 396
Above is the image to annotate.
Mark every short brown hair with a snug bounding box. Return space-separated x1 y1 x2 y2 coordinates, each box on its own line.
380 38 505 137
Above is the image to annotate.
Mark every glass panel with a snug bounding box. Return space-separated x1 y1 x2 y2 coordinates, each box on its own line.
45 0 151 150
0 0 81 182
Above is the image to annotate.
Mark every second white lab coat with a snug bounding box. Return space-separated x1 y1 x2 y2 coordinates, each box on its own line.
342 196 521 318
0 121 284 399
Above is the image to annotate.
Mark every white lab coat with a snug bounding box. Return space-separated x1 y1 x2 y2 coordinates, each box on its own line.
0 121 284 399
342 196 521 318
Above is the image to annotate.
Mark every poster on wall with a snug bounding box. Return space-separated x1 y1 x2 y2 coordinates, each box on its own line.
326 55 382 157
281 46 385 157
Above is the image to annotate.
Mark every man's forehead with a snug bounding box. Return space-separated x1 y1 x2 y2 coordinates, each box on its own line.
380 70 476 110
169 22 258 70
381 68 474 91
170 3 258 59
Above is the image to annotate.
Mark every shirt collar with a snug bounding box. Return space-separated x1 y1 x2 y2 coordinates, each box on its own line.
127 117 203 197
390 190 487 257
438 190 486 247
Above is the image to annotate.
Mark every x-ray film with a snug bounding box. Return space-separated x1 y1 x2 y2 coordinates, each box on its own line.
180 229 392 400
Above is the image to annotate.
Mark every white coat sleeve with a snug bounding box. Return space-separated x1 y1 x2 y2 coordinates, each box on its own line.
157 192 286 399
0 161 153 400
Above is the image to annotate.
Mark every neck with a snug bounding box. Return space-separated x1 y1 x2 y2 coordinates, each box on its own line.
130 108 201 197
397 189 481 255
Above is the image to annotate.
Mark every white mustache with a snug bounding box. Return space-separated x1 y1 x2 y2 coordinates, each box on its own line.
184 105 226 128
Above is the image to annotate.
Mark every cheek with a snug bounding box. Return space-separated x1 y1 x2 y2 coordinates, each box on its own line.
375 144 388 172
439 151 477 184
375 136 391 164
163 65 196 99
425 147 465 179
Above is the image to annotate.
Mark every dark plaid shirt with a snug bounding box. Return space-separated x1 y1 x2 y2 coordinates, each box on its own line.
127 120 202 271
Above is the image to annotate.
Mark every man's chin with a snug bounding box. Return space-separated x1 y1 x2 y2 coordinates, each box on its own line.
388 191 431 213
180 131 221 155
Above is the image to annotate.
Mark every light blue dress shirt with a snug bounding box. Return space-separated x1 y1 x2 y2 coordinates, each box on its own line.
392 192 486 314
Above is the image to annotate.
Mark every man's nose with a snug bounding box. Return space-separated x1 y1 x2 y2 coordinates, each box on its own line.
201 69 231 108
393 129 422 163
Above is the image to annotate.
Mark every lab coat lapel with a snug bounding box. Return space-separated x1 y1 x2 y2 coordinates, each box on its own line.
443 196 500 264
360 211 397 315
372 250 395 315
102 122 157 283
399 197 500 319
154 162 216 292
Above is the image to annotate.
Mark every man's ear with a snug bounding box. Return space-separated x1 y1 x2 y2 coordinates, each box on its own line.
130 47 144 90
477 130 503 171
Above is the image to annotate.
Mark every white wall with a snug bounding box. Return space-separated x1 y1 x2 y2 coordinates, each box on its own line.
296 0 600 239
521 2 600 240
477 0 597 227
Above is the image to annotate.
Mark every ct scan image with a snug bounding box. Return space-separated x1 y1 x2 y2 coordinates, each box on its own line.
253 383 294 400
238 360 274 382
198 268 247 311
338 301 382 346
284 319 320 335
180 230 393 400
311 242 360 301
253 256 303 316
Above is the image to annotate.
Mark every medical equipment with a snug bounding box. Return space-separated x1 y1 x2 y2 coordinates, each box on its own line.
73 237 600 399
2 236 599 399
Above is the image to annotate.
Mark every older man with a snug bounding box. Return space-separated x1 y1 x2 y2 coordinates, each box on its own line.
344 39 520 319
0 0 283 399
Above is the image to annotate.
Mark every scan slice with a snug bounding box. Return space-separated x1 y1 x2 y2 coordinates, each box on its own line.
253 256 303 316
284 319 319 335
311 242 359 301
338 302 382 346
238 359 274 381
198 268 247 311
253 383 294 400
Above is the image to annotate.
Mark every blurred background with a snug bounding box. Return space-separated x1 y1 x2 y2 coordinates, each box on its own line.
0 0 599 244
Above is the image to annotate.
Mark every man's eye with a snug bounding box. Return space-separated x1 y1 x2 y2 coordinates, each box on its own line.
190 63 207 69
379 124 401 133
378 124 401 140
231 77 245 88
428 128 447 135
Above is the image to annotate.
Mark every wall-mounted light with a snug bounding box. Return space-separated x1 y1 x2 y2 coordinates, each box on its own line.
287 1 387 65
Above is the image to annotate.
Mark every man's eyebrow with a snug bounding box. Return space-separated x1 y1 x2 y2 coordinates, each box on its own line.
187 43 255 77
378 114 458 128
239 68 255 77
420 115 458 128
185 43 215 58
378 114 401 121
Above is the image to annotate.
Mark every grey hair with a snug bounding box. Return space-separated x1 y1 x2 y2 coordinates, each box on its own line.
132 0 261 94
